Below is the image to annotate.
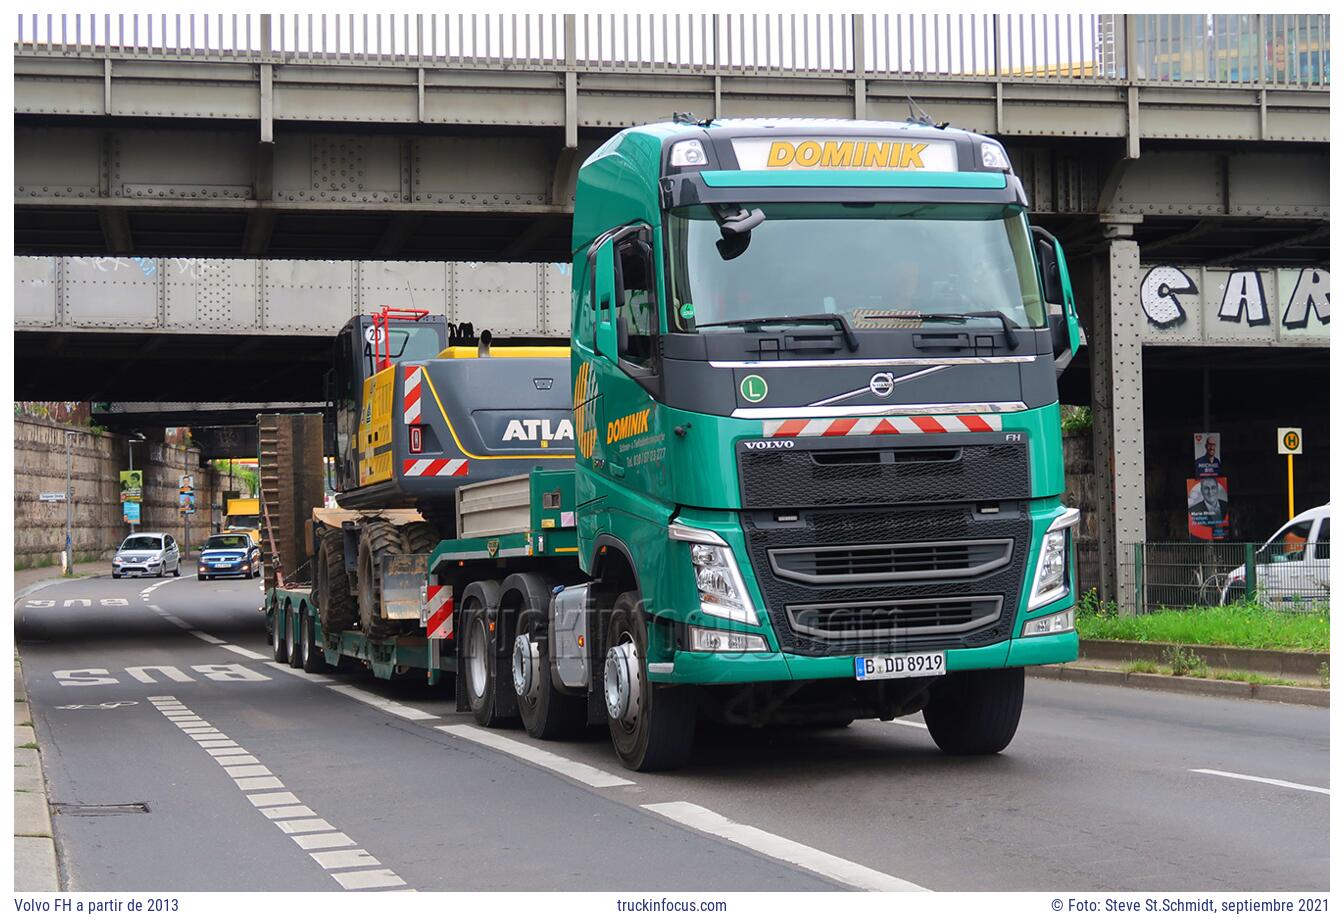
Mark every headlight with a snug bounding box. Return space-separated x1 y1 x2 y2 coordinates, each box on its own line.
688 626 767 653
980 141 1011 170
1022 607 1075 637
668 522 759 626
669 139 707 167
1028 508 1079 610
113 555 124 563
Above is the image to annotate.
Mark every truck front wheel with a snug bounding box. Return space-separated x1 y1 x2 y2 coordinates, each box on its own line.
605 592 695 772
922 667 1024 755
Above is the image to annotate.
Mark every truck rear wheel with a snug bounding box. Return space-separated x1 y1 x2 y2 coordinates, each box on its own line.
286 606 305 669
461 580 511 728
357 520 412 640
301 608 329 674
270 602 287 663
503 573 586 740
315 528 357 638
605 592 696 772
922 667 1024 755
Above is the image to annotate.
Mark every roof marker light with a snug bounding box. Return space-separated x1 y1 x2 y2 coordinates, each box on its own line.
980 142 1011 171
670 139 708 168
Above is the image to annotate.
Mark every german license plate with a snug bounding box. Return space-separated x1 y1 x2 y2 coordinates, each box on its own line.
213 562 231 568
855 652 946 681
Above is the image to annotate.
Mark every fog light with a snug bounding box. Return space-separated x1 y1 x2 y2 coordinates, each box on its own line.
1022 607 1075 637
689 626 767 653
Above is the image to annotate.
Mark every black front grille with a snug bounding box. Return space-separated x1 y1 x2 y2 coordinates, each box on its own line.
787 596 1002 639
738 440 1029 508
769 539 1013 584
742 505 1029 656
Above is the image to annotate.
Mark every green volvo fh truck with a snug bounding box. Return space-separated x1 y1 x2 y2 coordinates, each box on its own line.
265 117 1082 772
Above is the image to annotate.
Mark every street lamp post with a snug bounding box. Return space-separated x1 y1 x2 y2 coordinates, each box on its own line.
63 430 75 576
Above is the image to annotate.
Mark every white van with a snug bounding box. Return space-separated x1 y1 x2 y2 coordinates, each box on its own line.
1221 503 1330 608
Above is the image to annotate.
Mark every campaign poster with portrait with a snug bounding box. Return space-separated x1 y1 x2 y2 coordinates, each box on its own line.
120 469 143 503
1193 432 1222 479
1187 477 1229 541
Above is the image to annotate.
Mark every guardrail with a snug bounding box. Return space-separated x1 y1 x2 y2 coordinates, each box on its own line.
13 14 1331 87
1121 541 1329 614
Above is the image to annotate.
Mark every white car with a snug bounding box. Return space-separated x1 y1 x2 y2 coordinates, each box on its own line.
1221 503 1330 608
112 532 182 578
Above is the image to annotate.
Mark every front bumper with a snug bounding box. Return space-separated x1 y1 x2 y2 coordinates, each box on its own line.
198 560 252 576
651 629 1078 684
113 561 161 576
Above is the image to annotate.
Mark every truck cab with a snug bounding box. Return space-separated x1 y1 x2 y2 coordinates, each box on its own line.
568 119 1081 768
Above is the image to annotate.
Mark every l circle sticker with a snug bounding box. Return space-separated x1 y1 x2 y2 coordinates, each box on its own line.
740 375 768 403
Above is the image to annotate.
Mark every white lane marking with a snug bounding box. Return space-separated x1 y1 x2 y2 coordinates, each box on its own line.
327 685 437 722
153 695 412 890
146 695 176 701
292 832 358 851
235 776 285 791
1190 769 1329 795
886 719 927 730
181 726 219 734
223 644 269 661
164 616 192 629
190 631 226 645
437 724 635 789
311 849 380 870
248 792 300 807
331 869 406 890
146 605 167 615
263 661 333 682
275 818 336 834
214 755 261 766
175 721 213 730
642 801 928 892
190 733 230 741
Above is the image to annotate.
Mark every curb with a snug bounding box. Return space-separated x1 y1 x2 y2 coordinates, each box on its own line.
1029 663 1329 708
14 574 99 603
1078 639 1327 681
14 658 61 891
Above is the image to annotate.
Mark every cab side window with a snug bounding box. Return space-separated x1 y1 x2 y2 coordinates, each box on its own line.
617 236 656 369
1314 517 1329 560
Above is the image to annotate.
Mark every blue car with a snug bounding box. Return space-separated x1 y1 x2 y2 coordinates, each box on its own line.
197 533 263 580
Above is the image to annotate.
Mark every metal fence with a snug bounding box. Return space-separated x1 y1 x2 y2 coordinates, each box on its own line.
13 13 1331 86
1121 541 1329 615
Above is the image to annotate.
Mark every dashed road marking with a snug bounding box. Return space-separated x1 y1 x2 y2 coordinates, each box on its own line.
643 801 928 892
437 724 635 789
150 697 410 891
263 661 333 682
190 631 226 645
1190 768 1329 795
223 644 269 661
886 719 927 730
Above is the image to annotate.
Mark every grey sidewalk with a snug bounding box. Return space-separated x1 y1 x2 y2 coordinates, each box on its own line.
14 658 60 891
13 560 106 600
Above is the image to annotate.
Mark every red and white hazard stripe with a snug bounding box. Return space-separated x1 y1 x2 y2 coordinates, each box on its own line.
403 365 423 425
402 458 469 477
763 414 1002 439
425 585 453 640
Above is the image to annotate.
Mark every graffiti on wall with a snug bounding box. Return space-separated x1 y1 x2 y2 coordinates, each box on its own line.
1139 266 1329 342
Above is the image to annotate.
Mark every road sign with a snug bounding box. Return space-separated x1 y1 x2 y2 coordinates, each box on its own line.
39 492 67 502
1277 428 1302 455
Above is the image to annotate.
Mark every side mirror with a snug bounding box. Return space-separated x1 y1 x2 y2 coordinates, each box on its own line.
1032 225 1079 375
593 238 619 359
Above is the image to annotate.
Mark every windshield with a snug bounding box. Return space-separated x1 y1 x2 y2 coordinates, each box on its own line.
665 203 1045 332
364 326 442 374
121 536 163 551
225 515 260 530
205 535 249 550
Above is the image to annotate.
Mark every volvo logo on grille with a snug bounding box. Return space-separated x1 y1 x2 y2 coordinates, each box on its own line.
869 372 895 398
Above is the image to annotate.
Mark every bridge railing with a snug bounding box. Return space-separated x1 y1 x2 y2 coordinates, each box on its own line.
14 13 1331 87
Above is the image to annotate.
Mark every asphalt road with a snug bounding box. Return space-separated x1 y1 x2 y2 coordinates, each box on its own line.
15 572 1329 892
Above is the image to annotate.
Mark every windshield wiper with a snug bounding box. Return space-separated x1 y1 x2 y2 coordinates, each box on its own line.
695 313 859 352
916 311 1021 350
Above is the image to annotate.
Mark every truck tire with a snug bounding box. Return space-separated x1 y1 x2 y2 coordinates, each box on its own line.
502 572 586 740
357 520 411 640
922 667 1025 756
315 527 357 638
301 608 330 674
272 602 289 663
605 592 696 772
460 580 511 727
287 606 306 669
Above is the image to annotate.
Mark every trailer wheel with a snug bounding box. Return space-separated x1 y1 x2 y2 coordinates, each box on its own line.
272 602 288 663
605 592 696 772
461 580 512 728
357 520 412 640
922 667 1024 756
503 573 586 740
315 527 357 637
287 605 305 669
301 608 329 674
